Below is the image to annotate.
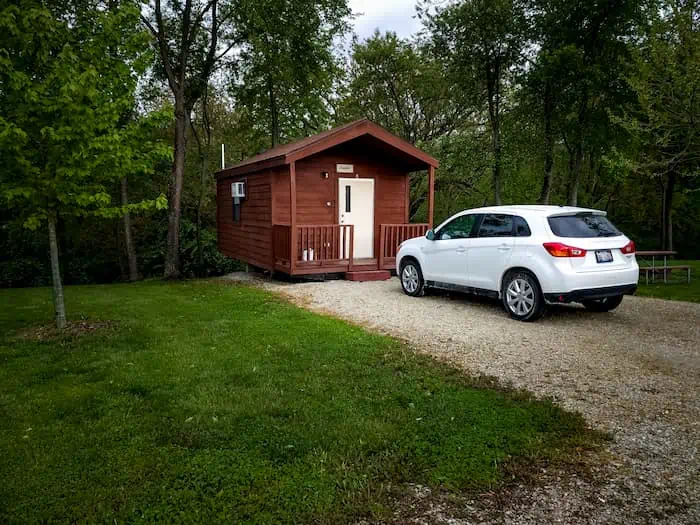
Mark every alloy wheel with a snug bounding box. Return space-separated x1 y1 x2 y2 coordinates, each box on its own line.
402 264 419 293
506 278 535 316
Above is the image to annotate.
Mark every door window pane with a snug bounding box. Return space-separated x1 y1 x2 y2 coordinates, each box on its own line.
478 214 514 237
345 185 351 212
436 214 478 240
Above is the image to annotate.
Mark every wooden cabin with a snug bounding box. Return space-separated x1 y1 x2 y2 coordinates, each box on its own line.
215 119 437 281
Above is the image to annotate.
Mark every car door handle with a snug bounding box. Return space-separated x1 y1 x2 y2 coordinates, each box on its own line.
456 247 466 253
498 244 512 251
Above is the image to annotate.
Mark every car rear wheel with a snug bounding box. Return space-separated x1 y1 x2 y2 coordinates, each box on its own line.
400 259 425 297
502 271 545 321
582 294 624 312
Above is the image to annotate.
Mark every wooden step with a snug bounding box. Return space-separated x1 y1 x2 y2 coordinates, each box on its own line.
345 270 391 282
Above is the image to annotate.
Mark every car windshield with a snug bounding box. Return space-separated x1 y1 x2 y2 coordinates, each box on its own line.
548 213 621 238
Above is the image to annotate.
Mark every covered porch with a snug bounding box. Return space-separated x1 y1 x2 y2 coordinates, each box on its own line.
272 221 433 276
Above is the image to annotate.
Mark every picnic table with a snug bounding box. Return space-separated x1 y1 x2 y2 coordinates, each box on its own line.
636 250 691 284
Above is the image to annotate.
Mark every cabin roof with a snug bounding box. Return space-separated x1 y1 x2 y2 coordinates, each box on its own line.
216 119 439 179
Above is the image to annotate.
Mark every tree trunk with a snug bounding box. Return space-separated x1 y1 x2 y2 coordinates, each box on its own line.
48 213 66 330
268 74 279 148
567 95 587 207
539 81 554 204
486 68 502 205
164 96 189 279
663 173 675 251
121 177 140 281
567 143 583 206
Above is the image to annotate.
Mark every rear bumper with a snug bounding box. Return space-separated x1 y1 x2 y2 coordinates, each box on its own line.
545 284 638 304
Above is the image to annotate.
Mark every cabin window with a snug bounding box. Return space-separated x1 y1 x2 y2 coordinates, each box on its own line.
345 185 351 212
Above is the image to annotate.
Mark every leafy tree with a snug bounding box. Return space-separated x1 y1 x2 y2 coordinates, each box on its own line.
615 0 700 249
0 0 166 328
424 0 529 204
519 44 581 204
187 87 253 274
530 0 639 206
339 31 473 145
114 110 172 281
140 0 239 278
231 0 351 147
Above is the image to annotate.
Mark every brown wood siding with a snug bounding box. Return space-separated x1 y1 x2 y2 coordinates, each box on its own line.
217 170 275 269
294 142 407 257
272 166 291 224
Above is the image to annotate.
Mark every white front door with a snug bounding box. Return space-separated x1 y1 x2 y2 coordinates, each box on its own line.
339 178 374 259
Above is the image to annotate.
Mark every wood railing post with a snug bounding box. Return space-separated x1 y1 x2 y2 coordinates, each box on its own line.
289 162 297 273
348 225 354 271
428 165 435 228
379 225 386 269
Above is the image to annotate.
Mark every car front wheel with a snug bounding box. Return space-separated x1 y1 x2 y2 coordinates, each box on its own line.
400 259 425 297
502 271 545 321
582 294 624 312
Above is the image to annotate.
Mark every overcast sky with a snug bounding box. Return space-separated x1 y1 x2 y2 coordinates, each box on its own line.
349 0 422 40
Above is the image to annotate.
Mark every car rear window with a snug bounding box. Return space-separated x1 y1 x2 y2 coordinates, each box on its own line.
548 214 621 238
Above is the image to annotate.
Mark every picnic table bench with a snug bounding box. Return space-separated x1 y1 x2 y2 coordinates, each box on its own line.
637 250 691 284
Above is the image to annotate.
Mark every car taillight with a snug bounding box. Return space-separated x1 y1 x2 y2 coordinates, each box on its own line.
543 242 587 258
621 240 636 255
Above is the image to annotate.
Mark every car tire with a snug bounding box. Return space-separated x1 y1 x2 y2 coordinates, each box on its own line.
399 258 425 297
502 271 545 322
582 294 624 312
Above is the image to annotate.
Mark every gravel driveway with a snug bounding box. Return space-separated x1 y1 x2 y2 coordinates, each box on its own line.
227 274 700 524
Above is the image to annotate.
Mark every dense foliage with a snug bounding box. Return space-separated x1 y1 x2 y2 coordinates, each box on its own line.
1 0 699 303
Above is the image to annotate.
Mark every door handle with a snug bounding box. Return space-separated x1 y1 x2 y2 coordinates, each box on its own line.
456 247 466 253
498 244 512 251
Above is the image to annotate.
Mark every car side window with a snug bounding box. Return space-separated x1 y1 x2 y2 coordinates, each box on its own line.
478 214 514 238
436 214 477 240
514 216 531 237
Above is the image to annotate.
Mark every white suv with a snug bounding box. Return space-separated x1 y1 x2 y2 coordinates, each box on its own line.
396 206 639 321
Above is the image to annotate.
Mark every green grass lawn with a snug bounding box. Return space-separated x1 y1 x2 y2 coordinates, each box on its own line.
636 259 700 303
0 281 599 524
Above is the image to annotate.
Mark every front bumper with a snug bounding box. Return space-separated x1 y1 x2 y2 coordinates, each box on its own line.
544 284 638 304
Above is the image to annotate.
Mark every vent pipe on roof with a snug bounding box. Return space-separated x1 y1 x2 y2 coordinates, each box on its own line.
221 144 225 170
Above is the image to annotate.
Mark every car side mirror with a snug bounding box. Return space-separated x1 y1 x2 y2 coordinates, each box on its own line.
426 229 435 241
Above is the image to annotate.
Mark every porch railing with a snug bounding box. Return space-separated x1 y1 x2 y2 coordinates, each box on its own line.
297 224 354 265
379 223 430 269
273 224 355 269
275 223 428 272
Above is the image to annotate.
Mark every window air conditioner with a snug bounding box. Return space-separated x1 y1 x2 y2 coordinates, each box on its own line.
231 181 246 198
